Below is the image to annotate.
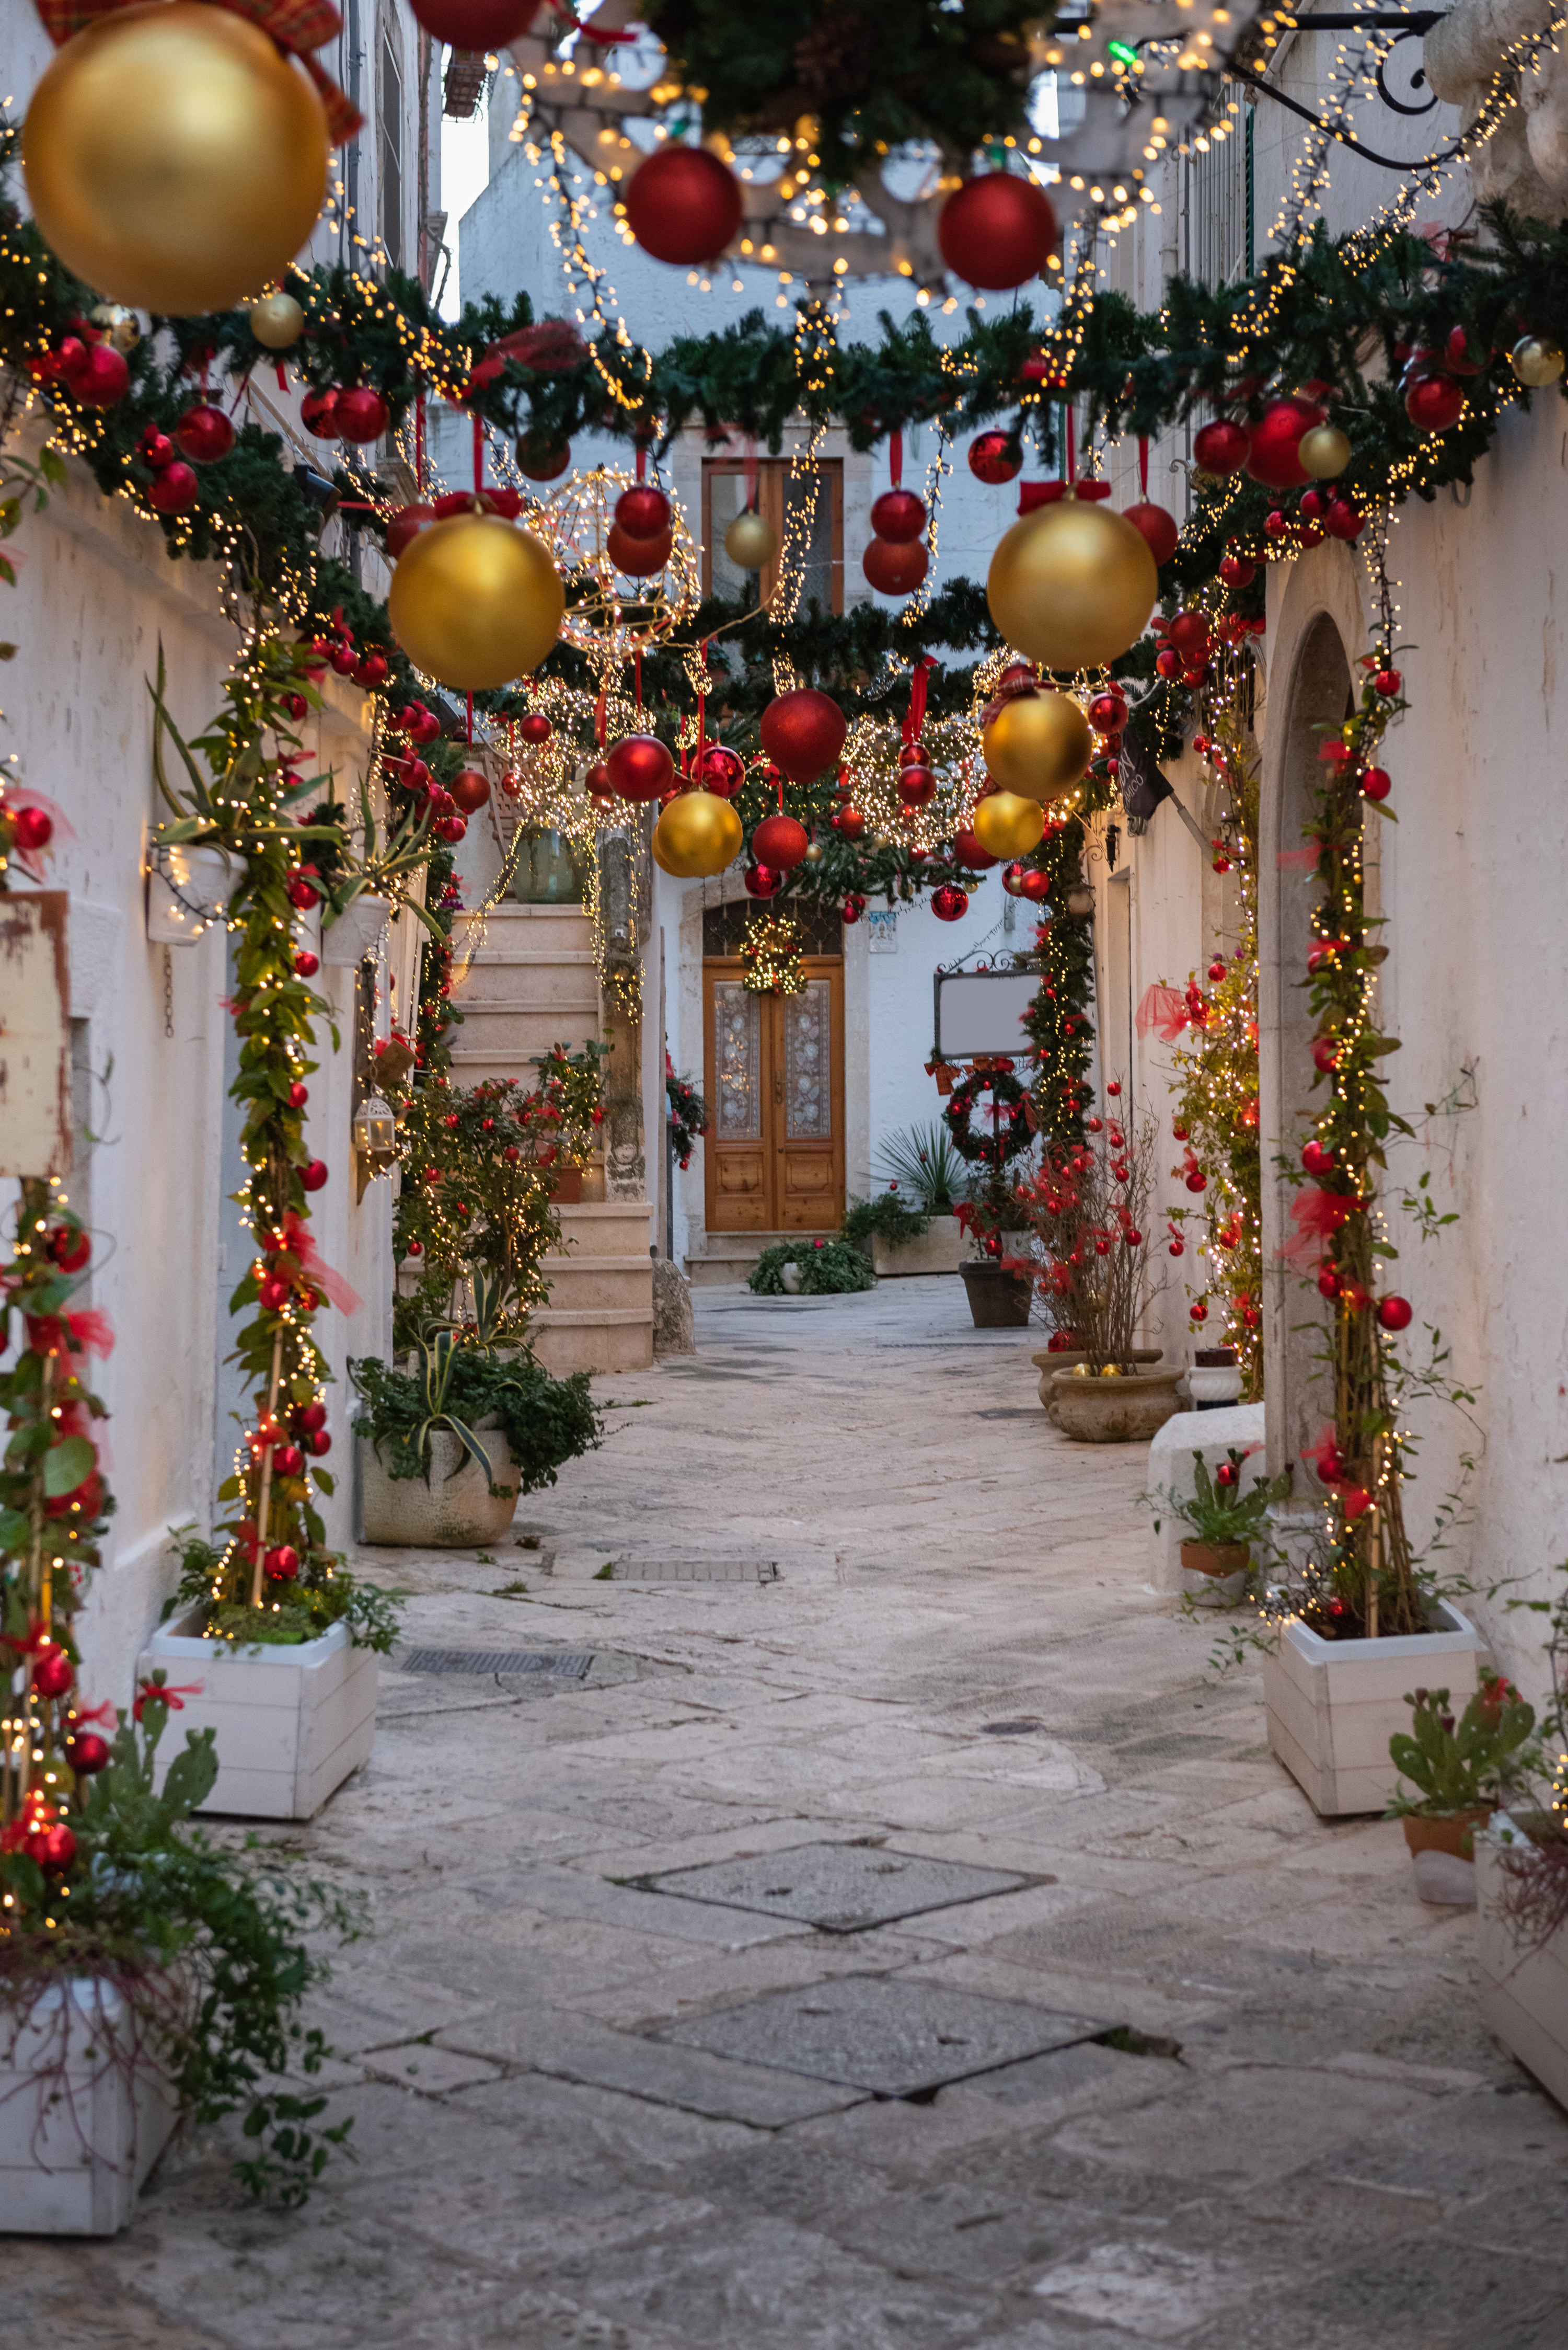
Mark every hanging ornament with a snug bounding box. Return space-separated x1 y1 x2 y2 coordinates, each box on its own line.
607 522 673 578
249 289 305 349
1000 861 1028 897
1323 498 1363 542
743 862 782 898
516 710 553 746
840 894 867 924
698 744 744 797
1404 371 1466 433
1193 419 1251 475
1510 333 1565 387
931 884 969 922
981 689 1091 802
653 789 744 878
836 808 866 842
1123 501 1179 567
953 826 999 869
301 388 340 438
870 487 927 544
89 302 140 352
971 791 1045 860
516 430 571 480
969 431 1022 486
1019 868 1051 903
174 403 235 465
1377 1294 1413 1331
66 342 129 406
937 173 1057 290
335 386 389 443
1361 765 1391 801
448 769 491 815
987 498 1157 672
897 763 937 809
622 145 743 266
606 733 675 803
616 485 672 540
724 506 778 567
389 515 563 691
863 537 929 595
410 0 534 43
760 689 846 783
752 812 810 870
24 3 332 317
1243 397 1323 490
1298 423 1351 479
147 460 199 515
1087 691 1126 736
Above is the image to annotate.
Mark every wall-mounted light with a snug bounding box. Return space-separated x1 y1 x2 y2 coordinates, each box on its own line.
1065 880 1096 922
145 843 234 944
352 1092 398 1178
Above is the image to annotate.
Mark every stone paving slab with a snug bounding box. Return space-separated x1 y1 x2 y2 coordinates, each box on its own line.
641 1839 1034 1932
656 1974 1116 2096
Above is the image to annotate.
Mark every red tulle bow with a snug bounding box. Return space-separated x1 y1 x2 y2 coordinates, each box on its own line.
275 1210 362 1316
34 0 363 142
26 1308 115 1359
133 1677 204 1722
1136 983 1189 1043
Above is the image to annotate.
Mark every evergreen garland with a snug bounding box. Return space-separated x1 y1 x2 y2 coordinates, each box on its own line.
1018 817 1097 1142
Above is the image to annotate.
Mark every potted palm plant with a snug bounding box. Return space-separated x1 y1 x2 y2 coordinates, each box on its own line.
867 1124 971 1276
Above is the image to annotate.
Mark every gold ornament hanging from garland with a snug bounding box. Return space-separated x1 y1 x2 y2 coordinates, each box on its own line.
389 513 564 691
987 497 1158 674
740 913 806 997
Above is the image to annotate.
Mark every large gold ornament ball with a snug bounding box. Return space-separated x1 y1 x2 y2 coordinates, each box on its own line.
1298 424 1351 479
987 499 1158 672
982 690 1091 802
249 289 306 349
389 515 564 691
1511 333 1565 387
653 791 744 878
724 508 779 568
23 4 329 316
971 790 1045 861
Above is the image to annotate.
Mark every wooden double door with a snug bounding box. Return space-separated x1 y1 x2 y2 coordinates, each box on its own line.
703 958 845 1232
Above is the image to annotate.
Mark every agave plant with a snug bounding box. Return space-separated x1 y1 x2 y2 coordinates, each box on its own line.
874 1121 969 1212
387 1329 494 1485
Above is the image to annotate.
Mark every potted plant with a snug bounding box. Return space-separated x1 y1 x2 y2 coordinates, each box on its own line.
1144 1447 1293 1581
391 1076 562 1356
871 1122 971 1275
665 1055 708 1171
1383 1672 1539 1878
942 1068 1037 1325
527 1038 612 1201
843 1190 937 1278
747 1237 875 1297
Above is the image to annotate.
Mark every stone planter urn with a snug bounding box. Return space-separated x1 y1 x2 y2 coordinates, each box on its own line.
0 1976 179 2236
359 1421 521 1549
1475 1824 1568 2108
1048 1365 1183 1442
1034 1347 1161 1423
871 1214 966 1278
1261 1599 1485 1817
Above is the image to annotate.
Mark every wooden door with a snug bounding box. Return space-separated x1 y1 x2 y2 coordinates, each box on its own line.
703 958 844 1233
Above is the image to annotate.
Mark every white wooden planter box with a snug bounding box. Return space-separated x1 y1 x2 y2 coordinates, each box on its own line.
138 1609 378 1821
871 1214 966 1278
1262 1599 1485 1817
1476 1839 1568 2108
1 1976 178 2236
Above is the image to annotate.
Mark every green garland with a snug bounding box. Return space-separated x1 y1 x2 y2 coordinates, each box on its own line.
1019 816 1097 1142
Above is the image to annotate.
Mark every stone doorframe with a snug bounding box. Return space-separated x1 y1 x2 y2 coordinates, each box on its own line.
1259 543 1369 1482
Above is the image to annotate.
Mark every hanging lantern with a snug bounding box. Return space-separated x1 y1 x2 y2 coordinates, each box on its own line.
987 499 1158 672
352 1093 399 1178
724 507 778 567
1065 880 1097 921
971 792 1045 860
981 691 1091 802
24 3 330 316
389 515 563 691
652 790 744 878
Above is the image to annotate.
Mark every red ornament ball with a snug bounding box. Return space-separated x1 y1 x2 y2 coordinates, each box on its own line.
1218 554 1255 589
517 710 553 746
699 743 745 797
1215 1461 1239 1487
31 1821 77 1870
870 488 927 544
1088 691 1127 736
615 485 672 540
1189 1300 1209 1322
624 145 743 265
1245 397 1322 491
265 1543 301 1580
66 1730 110 1775
287 1081 308 1108
335 386 389 443
294 949 319 977
301 387 339 438
1324 498 1364 542
1122 500 1180 568
1001 861 1028 897
1185 1170 1208 1194
931 884 968 922
897 763 937 809
863 536 928 595
837 808 866 842
969 431 1021 486
952 826 998 869
70 342 130 407
147 461 199 515
1194 419 1251 475
937 173 1058 290
1375 669 1402 696
607 522 673 578
743 862 782 898
32 1647 75 1699
516 430 571 480
1361 766 1392 802
585 760 614 801
1404 372 1466 434
1377 1294 1413 1331
752 813 810 871
760 688 846 783
175 403 235 464
301 1159 329 1191
296 1401 328 1434
448 767 492 814
606 733 675 803
1020 869 1051 903
436 814 467 844
840 893 867 924
273 1443 306 1479
410 0 533 41
13 804 53 852
47 1222 89 1269
1311 1037 1340 1073
1301 1139 1335 1176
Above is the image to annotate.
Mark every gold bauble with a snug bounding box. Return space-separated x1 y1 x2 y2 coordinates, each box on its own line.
982 690 1091 802
971 790 1045 860
389 516 563 691
987 499 1158 672
724 508 779 568
1298 423 1351 480
1511 333 1565 388
249 289 306 350
652 791 744 879
89 302 140 352
23 4 329 316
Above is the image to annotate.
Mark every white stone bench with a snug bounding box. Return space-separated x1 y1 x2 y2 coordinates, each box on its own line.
1146 1402 1268 1595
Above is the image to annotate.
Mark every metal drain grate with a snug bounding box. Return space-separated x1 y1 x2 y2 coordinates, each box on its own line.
398 1648 594 1678
610 1560 779 1583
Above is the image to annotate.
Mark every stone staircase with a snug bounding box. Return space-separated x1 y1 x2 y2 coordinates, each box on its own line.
685 1232 837 1288
448 902 652 1372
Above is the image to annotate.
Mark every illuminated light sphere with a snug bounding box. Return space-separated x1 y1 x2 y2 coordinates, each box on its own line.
624 144 743 266
1511 333 1565 387
987 499 1158 672
389 514 563 691
971 791 1045 860
1298 423 1351 479
724 507 778 568
24 3 329 316
248 289 305 349
937 173 1058 291
982 690 1092 802
931 883 969 922
752 813 810 870
606 733 675 803
863 536 929 596
653 789 744 878
760 689 846 782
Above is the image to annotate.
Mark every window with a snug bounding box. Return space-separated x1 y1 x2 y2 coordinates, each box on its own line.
379 29 403 269
702 457 844 613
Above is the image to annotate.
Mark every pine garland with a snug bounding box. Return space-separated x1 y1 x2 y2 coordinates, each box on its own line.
1019 817 1097 1143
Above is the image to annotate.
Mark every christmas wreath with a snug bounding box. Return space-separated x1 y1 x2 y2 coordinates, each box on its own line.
943 1063 1034 1171
665 1058 709 1170
740 913 806 996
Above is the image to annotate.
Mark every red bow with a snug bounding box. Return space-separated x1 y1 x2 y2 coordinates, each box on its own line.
1136 983 1188 1044
271 1210 362 1315
133 1676 204 1722
25 1307 115 1359
34 0 362 143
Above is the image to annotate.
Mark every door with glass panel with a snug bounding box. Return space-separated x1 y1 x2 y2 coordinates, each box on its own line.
702 959 844 1232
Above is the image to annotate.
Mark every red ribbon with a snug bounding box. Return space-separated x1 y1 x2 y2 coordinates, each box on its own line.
133 1676 204 1722
34 0 363 143
26 1308 115 1359
1136 983 1188 1043
272 1209 362 1315
889 427 903 489
902 654 936 746
1139 435 1149 498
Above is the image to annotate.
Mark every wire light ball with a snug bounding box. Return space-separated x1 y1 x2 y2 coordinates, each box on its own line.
492 674 642 839
539 465 702 664
839 709 982 852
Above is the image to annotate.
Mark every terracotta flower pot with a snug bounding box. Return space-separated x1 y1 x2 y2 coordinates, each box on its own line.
549 1163 584 1203
1180 1539 1251 1579
1402 1806 1491 1861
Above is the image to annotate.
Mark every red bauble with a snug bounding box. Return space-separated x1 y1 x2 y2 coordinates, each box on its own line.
294 949 319 977
607 522 673 577
953 827 998 868
175 403 235 464
863 536 928 595
66 1730 110 1775
355 651 389 687
265 1543 301 1580
287 1081 308 1108
624 145 743 265
1244 397 1322 490
13 805 53 852
1375 669 1402 697
1218 554 1255 588
47 1222 88 1269
937 173 1058 290
1155 647 1181 680
1194 419 1251 475
969 431 1022 486
301 1159 329 1191
1404 372 1465 434
142 429 175 471
1377 1294 1413 1331
870 488 927 544
1189 1300 1209 1322
301 387 339 438
606 733 675 802
743 862 782 898
1301 1139 1335 1176
1311 1037 1340 1073
840 895 867 924
1324 499 1364 542
1121 500 1180 567
1185 1170 1208 1193
448 768 492 813
296 1401 328 1434
897 763 937 809
330 643 358 676
1341 1485 1374 1521
258 1274 289 1314
760 689 846 782
699 744 745 797
517 711 553 746
1166 610 1212 663
71 342 129 407
752 813 810 870
273 1443 306 1478
31 1822 77 1870
147 461 199 515
335 386 389 443
1019 869 1051 903
32 1647 75 1699
1001 862 1028 897
1087 691 1126 736
410 0 533 39
931 884 968 922
1215 1461 1238 1487
837 808 866 842
436 814 467 844
285 876 319 909
615 485 672 539
585 760 614 800
516 431 571 480
387 504 436 559
1358 766 1391 804
309 1429 332 1456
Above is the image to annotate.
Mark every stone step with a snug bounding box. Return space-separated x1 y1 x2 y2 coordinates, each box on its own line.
685 1232 837 1287
555 1203 653 1259
454 905 594 953
531 1300 653 1377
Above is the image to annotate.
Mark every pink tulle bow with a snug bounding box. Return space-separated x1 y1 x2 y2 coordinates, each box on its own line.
278 1210 362 1316
1137 983 1189 1043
